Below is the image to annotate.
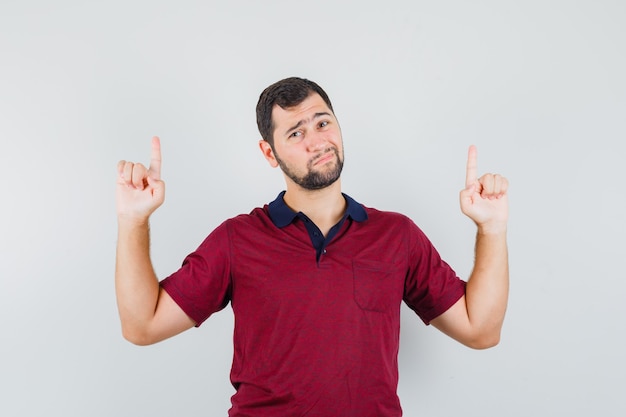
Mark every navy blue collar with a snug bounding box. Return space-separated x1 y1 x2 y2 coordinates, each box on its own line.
267 191 368 228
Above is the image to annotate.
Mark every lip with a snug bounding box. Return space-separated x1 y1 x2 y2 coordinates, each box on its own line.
313 151 335 166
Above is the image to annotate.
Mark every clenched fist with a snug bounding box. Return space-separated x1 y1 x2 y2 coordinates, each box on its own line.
459 145 509 234
116 136 165 222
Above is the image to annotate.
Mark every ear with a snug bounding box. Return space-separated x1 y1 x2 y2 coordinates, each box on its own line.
259 140 279 168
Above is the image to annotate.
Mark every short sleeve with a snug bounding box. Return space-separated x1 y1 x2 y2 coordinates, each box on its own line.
160 221 232 326
402 220 466 324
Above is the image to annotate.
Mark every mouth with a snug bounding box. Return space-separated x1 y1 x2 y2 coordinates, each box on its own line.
312 149 336 166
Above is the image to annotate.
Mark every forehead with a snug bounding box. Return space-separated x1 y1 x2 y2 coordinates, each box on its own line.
271 93 333 127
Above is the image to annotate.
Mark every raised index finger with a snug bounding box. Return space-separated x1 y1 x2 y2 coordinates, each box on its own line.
148 136 162 180
465 145 478 188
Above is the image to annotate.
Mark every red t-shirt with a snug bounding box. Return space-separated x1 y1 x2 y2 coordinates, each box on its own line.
161 198 465 417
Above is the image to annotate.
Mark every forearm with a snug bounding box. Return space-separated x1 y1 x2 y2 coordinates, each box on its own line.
465 227 509 345
115 218 160 342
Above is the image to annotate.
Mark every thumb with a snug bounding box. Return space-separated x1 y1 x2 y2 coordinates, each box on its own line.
146 175 165 201
465 182 477 194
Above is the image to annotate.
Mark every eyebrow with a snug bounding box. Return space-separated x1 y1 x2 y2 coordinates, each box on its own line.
284 112 332 136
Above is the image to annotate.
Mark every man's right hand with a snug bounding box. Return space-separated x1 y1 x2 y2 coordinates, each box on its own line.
116 136 165 222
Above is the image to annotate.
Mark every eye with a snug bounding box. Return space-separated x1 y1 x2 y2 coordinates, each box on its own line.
289 131 302 138
319 120 329 128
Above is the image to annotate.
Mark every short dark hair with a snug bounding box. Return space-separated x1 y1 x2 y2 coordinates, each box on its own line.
256 77 334 146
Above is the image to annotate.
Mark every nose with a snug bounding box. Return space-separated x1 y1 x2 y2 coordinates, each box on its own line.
306 130 327 152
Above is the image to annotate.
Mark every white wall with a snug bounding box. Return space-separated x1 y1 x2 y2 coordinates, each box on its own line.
1 1 624 415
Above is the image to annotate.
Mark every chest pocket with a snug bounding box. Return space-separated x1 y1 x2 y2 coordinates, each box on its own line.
353 260 404 313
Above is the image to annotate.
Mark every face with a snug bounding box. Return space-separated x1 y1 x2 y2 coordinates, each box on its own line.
260 93 344 190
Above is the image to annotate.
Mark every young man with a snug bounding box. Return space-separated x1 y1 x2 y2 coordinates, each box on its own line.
115 77 509 416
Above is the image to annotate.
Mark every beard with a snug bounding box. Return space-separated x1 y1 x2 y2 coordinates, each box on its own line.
275 147 344 190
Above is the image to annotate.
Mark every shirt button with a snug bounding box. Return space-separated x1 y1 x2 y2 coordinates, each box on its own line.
323 249 327 254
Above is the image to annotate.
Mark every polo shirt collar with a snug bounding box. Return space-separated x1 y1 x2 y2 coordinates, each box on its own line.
268 190 368 228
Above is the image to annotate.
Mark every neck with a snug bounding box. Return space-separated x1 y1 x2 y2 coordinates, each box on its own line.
283 180 346 236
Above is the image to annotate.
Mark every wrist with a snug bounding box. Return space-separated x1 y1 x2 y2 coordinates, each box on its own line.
117 214 151 229
476 221 507 236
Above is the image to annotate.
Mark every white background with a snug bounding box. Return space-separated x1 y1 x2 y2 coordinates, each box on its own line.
1 1 625 415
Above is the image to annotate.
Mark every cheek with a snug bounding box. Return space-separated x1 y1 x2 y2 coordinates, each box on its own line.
329 129 343 147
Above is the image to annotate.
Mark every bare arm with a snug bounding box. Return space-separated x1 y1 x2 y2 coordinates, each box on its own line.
115 137 195 345
431 145 509 349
